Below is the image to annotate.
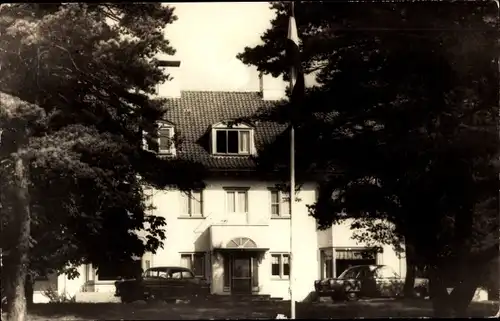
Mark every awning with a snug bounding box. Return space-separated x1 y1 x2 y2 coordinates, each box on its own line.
336 249 377 260
213 247 269 252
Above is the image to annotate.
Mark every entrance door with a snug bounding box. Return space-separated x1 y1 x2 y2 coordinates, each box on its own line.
231 255 252 293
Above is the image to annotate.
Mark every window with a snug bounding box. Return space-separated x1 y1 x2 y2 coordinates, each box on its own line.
271 253 290 279
320 249 334 279
180 190 203 217
144 268 169 278
338 267 360 279
158 127 173 153
169 270 182 279
144 269 156 278
181 271 194 279
214 129 251 155
143 123 175 154
270 189 290 217
225 189 248 213
180 253 205 278
168 268 194 279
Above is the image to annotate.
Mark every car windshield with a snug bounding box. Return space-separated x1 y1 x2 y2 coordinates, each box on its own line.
338 267 359 279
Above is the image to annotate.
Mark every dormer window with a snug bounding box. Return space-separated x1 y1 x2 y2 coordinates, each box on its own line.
211 122 255 155
143 121 176 155
158 126 174 154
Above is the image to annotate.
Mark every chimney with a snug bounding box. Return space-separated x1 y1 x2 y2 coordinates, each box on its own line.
258 72 286 101
158 60 182 99
259 71 264 95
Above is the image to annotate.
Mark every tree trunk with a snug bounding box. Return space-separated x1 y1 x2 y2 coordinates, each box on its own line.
6 157 31 321
24 275 33 308
403 244 416 298
449 277 479 317
429 267 453 317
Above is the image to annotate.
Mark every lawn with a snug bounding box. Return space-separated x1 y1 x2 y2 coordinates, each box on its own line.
3 299 497 320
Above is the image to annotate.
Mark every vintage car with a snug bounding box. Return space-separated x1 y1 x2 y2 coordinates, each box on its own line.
114 266 210 303
314 264 429 301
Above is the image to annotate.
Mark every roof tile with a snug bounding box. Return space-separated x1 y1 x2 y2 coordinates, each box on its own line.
164 91 287 170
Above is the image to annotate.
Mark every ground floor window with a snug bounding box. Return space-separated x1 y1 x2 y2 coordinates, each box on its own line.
320 247 379 278
180 252 206 278
271 253 290 279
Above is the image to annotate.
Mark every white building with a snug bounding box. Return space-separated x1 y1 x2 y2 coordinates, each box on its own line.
33 66 406 303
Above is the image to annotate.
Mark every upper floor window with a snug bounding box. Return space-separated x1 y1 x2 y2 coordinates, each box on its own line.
158 126 174 154
270 189 290 217
211 122 254 155
180 190 203 217
225 188 248 213
143 121 175 155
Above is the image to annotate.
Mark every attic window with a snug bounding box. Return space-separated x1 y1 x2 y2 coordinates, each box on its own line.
143 122 175 155
211 122 255 156
215 129 250 155
158 127 173 154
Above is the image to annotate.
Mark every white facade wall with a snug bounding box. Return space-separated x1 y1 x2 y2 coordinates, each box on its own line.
46 180 406 303
148 179 319 301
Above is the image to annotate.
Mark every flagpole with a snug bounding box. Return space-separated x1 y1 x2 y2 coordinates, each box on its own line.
288 3 296 319
289 124 295 318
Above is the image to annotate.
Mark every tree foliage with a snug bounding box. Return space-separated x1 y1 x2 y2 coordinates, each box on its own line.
238 1 499 316
0 4 205 318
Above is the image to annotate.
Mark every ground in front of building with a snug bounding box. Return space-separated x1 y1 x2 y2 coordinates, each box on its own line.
6 298 499 320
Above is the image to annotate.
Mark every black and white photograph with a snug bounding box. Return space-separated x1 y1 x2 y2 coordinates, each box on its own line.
0 1 499 320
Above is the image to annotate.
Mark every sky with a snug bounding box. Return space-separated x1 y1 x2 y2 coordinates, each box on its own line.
162 2 285 92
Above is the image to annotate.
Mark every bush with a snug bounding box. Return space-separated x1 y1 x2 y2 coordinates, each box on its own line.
42 287 76 303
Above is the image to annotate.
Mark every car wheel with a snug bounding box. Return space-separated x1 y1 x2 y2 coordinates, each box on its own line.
345 291 359 301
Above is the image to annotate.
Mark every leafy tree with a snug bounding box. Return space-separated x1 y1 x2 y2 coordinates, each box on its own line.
0 4 205 321
238 1 498 317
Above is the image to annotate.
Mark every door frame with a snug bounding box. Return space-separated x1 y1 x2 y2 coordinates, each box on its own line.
231 254 252 294
223 252 259 294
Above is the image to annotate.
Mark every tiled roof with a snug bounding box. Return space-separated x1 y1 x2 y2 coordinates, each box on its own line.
164 91 287 170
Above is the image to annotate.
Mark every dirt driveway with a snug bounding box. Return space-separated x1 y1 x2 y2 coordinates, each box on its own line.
5 298 499 320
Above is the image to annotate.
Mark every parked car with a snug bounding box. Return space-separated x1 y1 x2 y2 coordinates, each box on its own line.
114 266 210 303
314 264 428 301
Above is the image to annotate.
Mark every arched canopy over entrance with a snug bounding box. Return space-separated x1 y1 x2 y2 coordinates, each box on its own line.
226 237 257 249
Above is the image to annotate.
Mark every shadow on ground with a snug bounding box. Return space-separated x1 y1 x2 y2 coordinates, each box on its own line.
5 298 498 320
